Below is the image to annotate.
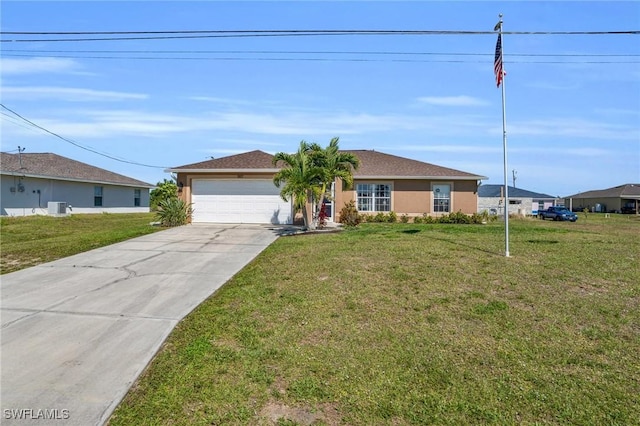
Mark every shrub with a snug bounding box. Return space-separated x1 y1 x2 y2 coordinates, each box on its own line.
400 214 409 223
422 213 435 224
155 198 193 227
372 212 386 223
387 211 397 223
470 211 490 224
338 200 360 227
150 179 178 211
447 211 472 224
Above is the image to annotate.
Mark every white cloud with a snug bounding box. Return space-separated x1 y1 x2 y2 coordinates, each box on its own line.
1 86 148 102
499 118 639 141
417 96 489 107
1 57 82 75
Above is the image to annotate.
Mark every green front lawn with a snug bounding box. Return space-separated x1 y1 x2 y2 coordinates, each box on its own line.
109 215 640 425
0 213 161 274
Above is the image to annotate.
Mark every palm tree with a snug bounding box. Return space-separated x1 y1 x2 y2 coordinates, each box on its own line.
272 141 323 229
309 137 360 227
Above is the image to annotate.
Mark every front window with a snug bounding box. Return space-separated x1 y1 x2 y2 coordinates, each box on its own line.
433 184 450 213
94 186 103 207
357 183 390 212
134 189 141 207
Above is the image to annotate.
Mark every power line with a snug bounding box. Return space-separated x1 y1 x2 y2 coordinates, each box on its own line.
0 104 169 169
2 53 637 64
3 29 638 35
4 49 638 57
2 29 638 43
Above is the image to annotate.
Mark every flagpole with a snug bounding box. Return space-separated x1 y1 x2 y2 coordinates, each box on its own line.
496 13 510 257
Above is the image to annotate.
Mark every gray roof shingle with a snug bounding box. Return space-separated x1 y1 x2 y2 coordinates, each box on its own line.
478 184 555 199
0 152 154 188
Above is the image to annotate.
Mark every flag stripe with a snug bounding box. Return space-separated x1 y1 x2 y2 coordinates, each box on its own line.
494 33 503 87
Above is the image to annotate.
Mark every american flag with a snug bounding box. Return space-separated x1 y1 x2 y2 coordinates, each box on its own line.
494 33 504 88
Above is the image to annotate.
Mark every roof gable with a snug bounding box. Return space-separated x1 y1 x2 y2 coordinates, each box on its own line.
0 152 154 188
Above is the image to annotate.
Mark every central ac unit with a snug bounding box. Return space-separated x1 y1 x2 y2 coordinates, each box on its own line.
48 201 68 217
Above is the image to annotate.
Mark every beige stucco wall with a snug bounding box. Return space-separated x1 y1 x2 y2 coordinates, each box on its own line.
452 180 480 214
334 178 479 221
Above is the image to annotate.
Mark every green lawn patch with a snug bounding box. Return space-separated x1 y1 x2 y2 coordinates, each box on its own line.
0 213 161 274
104 215 636 424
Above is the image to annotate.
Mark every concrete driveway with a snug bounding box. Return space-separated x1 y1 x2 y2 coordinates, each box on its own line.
1 224 283 425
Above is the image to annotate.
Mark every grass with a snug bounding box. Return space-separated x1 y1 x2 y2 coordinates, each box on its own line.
0 213 161 274
108 214 640 425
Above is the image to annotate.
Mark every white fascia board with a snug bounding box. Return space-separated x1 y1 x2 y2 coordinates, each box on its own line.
0 171 154 189
354 175 488 181
166 168 281 174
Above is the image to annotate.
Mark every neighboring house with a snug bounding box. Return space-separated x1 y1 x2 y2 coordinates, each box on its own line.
564 183 640 214
168 149 487 224
478 184 556 216
0 152 153 216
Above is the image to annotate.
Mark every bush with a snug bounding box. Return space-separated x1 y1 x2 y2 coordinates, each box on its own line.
400 214 409 223
387 211 397 223
446 211 472 224
150 179 178 211
155 198 193 227
373 212 387 223
338 200 361 227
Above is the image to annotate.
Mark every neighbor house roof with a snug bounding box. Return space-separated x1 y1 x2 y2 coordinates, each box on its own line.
565 184 640 200
478 184 555 199
169 149 486 180
0 152 154 188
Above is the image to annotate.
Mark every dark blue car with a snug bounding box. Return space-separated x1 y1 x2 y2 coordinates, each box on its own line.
538 206 578 222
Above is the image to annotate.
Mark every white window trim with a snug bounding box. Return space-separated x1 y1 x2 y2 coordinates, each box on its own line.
431 182 453 214
355 181 393 212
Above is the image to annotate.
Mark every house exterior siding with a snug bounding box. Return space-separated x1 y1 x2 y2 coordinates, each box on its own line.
333 178 480 221
1 176 150 216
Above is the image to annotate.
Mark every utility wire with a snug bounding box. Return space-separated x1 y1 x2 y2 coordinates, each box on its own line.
4 49 638 57
0 104 169 169
3 29 639 35
2 29 639 43
3 53 637 64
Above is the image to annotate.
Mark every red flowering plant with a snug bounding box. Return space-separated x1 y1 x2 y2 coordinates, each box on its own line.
318 202 328 229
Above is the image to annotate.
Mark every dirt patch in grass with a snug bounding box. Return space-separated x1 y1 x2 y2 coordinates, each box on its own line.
258 401 341 425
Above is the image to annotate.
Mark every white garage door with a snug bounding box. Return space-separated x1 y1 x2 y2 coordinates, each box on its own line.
191 179 292 224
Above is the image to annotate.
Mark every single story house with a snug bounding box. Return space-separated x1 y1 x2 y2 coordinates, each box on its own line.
168 149 487 224
478 184 556 216
564 184 640 214
0 152 154 216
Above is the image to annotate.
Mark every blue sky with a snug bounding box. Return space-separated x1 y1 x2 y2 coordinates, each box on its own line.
1 1 639 197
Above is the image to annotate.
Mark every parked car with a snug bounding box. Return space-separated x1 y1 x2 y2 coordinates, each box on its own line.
538 206 578 222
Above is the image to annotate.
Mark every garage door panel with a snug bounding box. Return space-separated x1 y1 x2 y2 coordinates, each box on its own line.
191 180 292 224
